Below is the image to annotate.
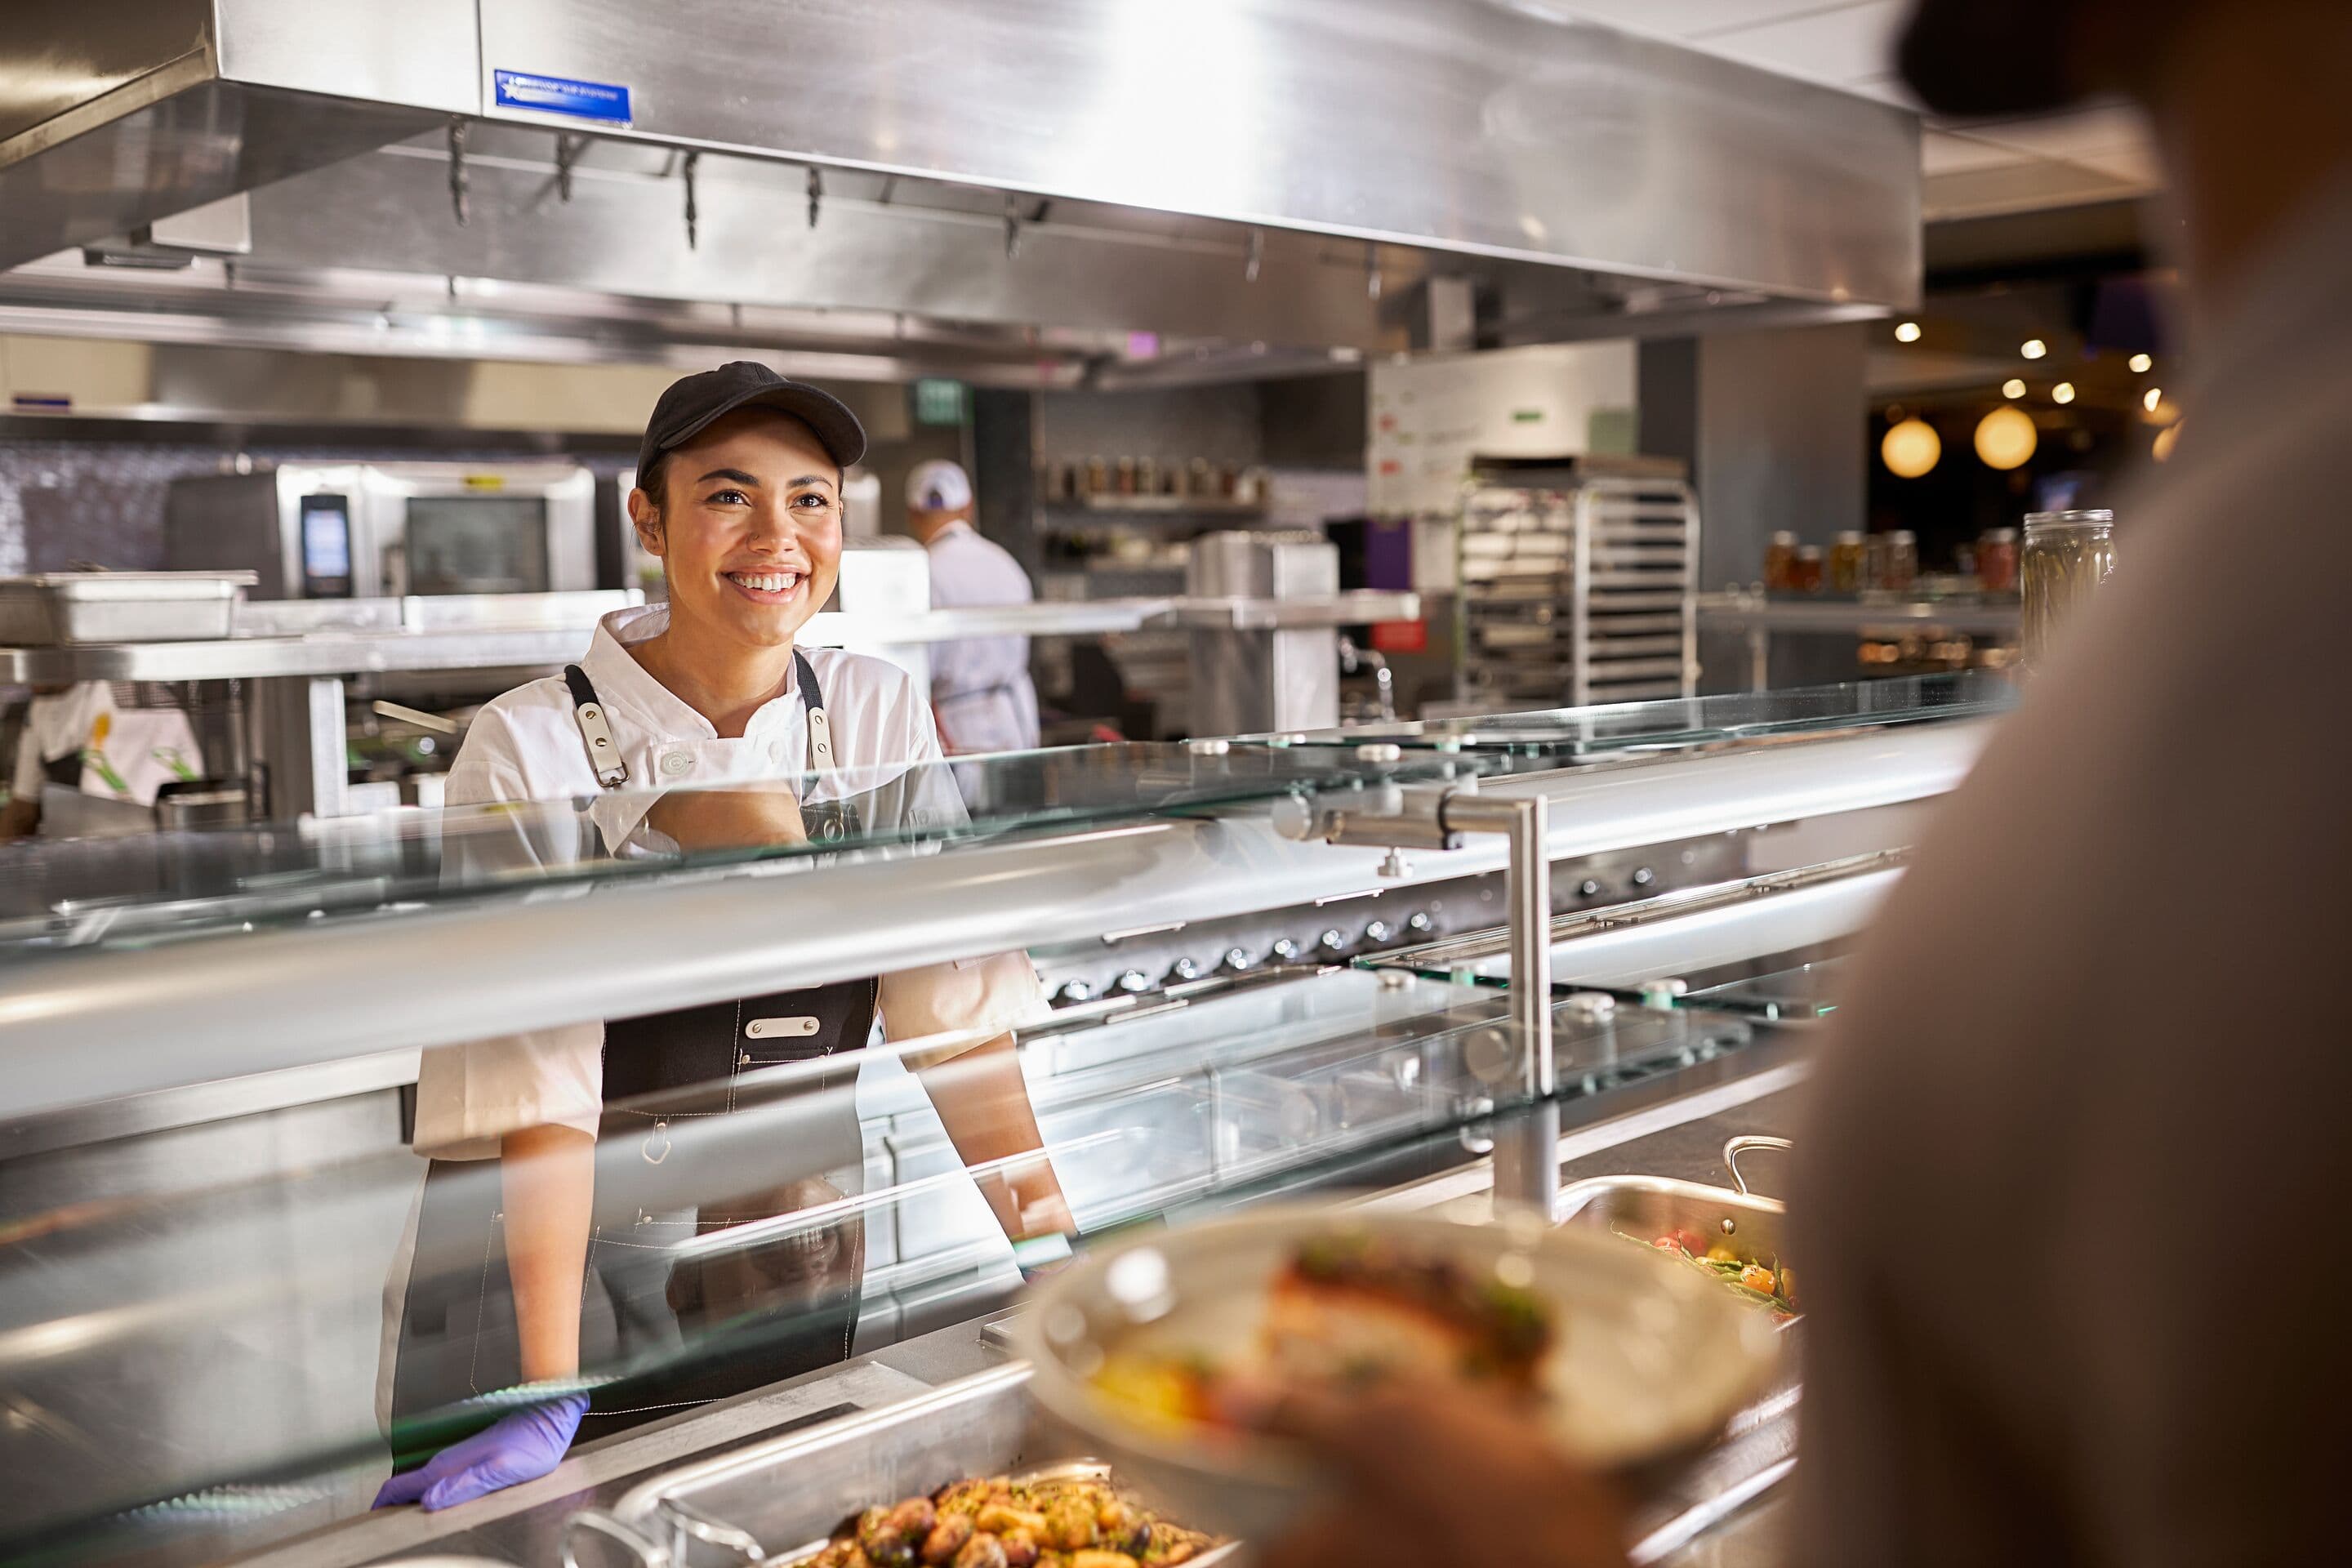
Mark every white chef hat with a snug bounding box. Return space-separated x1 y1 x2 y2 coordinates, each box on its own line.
906 459 973 513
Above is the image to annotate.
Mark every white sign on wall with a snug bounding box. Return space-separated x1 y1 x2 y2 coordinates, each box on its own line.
1366 341 1637 517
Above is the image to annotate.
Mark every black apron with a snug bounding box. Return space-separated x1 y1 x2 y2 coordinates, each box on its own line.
387 651 878 1450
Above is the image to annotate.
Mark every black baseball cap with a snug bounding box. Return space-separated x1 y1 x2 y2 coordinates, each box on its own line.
635 361 867 486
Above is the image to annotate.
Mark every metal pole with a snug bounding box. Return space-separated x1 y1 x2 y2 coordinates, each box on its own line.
1447 794 1557 1213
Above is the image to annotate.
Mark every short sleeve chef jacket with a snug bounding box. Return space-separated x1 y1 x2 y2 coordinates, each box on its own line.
923 520 1042 755
411 604 1045 1160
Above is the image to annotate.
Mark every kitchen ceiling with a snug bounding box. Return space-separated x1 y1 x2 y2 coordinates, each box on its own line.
1549 0 2163 220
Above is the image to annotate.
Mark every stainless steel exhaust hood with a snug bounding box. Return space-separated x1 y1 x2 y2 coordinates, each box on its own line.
5 1 1920 310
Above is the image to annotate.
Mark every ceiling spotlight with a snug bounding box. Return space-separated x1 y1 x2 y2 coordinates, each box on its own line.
2143 386 2163 412
2129 353 2154 373
2020 338 2048 360
2002 378 2027 399
1895 321 1922 343
2052 381 2077 404
1881 417 1942 479
1975 406 2038 471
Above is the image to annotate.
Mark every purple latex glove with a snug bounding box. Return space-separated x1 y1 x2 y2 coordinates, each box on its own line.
373 1393 589 1512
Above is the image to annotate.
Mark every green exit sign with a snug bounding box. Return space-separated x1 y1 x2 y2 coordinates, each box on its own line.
912 377 968 425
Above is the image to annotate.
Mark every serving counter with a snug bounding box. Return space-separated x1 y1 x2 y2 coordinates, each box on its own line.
0 673 2012 1566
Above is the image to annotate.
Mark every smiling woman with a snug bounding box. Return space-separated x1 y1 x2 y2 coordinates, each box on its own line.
375 363 1072 1514
626 400 851 736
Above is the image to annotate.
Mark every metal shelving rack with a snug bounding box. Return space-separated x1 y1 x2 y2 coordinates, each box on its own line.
1456 473 1700 707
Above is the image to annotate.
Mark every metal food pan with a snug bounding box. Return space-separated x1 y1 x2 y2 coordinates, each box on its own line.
565 1361 1237 1568
0 572 254 644
1555 1173 1787 1266
1553 1136 1795 1313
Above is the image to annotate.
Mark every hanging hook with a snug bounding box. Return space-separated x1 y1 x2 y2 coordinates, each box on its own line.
806 166 824 229
1003 194 1022 261
446 118 470 227
554 131 585 203
1365 241 1383 301
682 149 701 251
1245 226 1264 283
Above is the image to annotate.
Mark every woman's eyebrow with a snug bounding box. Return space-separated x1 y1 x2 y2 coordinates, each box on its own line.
695 467 761 487
783 473 836 490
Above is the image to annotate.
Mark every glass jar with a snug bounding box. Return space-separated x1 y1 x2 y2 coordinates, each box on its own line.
1792 544 1824 594
1829 531 1868 595
1882 529 1919 592
1762 531 1799 593
1977 527 2020 595
2020 510 2117 667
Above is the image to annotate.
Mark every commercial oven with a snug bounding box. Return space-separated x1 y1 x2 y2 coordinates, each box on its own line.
165 461 598 599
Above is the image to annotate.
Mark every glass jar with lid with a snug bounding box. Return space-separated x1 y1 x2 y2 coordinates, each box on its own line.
1829 531 1868 594
1977 527 2020 594
1881 529 1919 592
2021 510 2117 667
1762 532 1799 593
1792 544 1825 594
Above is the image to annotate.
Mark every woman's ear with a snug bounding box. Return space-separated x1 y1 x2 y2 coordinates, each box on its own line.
626 487 666 559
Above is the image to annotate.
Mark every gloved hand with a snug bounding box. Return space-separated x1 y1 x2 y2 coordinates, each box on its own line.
372 1393 589 1512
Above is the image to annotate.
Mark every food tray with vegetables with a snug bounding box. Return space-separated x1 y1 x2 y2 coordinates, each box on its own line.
564 1364 1232 1568
1552 1166 1797 1325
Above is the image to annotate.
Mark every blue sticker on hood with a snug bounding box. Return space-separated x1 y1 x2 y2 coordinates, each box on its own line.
494 69 632 125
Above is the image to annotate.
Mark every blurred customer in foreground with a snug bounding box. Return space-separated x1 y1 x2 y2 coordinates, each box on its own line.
1264 1 2352 1562
904 460 1041 754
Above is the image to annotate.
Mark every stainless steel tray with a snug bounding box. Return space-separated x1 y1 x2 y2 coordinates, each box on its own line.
1554 1173 1788 1268
565 1362 1236 1568
0 572 254 644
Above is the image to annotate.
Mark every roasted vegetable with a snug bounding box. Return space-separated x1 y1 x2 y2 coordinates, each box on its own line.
922 1513 976 1566
997 1528 1040 1568
977 1502 1049 1538
1042 1496 1099 1552
951 1533 1009 1568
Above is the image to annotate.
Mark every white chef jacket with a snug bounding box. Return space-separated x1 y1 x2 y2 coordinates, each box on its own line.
924 521 1041 755
410 603 1045 1160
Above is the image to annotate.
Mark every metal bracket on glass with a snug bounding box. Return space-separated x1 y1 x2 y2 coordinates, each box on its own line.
1277 780 1558 1212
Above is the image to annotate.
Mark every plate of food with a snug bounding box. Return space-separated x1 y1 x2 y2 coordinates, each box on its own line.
1011 1206 1781 1538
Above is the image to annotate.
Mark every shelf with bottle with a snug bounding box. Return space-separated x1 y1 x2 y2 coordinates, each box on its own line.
1036 455 1271 512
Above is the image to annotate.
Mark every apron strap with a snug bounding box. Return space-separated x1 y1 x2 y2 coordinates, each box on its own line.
564 664 630 789
795 650 834 773
567 653 829 791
